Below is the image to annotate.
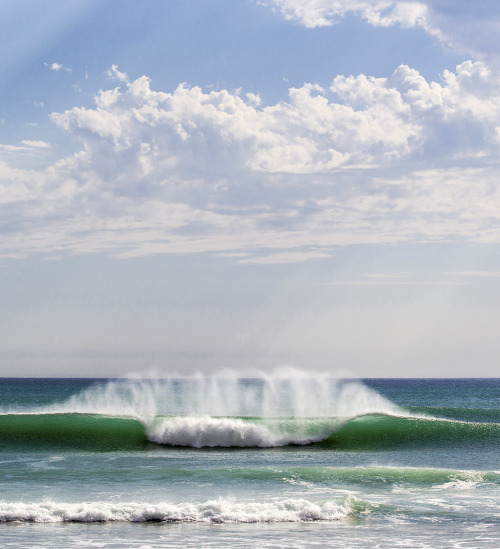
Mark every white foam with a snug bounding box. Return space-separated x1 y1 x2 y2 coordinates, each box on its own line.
146 416 331 447
433 471 484 491
0 497 356 523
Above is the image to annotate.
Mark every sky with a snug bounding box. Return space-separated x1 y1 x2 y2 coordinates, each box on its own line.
2 0 500 377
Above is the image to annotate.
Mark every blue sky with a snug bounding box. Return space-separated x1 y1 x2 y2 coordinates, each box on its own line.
1 0 500 377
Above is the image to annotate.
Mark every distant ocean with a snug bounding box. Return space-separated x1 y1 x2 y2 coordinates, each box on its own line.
0 376 499 548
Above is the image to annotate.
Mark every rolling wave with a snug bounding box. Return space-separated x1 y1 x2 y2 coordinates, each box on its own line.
0 497 358 523
218 465 500 485
0 411 499 450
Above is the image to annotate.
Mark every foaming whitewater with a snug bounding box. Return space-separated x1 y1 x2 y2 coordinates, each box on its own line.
0 497 358 523
18 371 405 448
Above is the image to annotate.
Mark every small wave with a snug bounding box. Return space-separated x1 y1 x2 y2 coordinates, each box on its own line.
432 470 485 491
0 497 357 523
256 466 499 487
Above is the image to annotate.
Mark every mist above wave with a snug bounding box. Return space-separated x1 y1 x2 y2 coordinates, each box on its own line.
46 370 401 422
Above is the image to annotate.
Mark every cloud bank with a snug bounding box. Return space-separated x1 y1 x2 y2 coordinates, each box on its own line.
1 60 500 261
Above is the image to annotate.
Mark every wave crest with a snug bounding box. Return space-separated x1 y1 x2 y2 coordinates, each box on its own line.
0 497 357 523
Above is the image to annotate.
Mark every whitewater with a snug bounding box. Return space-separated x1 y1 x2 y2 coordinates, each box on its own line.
0 376 499 548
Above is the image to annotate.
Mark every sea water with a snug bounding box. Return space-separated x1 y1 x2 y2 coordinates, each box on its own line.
0 376 499 548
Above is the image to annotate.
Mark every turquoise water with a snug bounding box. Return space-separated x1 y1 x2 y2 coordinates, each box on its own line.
0 377 499 548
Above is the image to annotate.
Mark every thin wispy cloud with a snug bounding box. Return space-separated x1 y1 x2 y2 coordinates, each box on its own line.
20 140 51 149
0 140 51 154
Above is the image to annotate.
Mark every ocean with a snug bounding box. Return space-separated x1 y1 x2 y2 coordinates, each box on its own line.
0 376 499 548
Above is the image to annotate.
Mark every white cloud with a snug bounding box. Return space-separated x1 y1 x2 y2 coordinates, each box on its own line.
0 144 29 153
261 0 438 34
53 60 500 169
45 62 72 72
107 64 128 82
21 140 51 149
1 63 500 259
261 0 500 61
0 140 51 154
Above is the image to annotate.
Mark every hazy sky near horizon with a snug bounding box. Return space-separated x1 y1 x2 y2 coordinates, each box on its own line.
2 0 500 377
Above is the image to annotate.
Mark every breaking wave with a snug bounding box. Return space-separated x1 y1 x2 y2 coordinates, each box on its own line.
0 497 358 523
1 375 498 450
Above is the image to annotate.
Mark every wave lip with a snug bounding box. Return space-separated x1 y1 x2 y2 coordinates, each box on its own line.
0 497 357 523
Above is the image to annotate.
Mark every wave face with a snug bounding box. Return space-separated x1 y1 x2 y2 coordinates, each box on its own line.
0 413 147 451
322 413 500 449
0 412 499 450
0 497 357 523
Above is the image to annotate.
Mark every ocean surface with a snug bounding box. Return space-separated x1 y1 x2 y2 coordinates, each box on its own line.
0 376 499 548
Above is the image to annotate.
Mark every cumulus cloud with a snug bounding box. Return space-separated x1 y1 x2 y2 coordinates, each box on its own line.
53 61 500 170
1 63 500 260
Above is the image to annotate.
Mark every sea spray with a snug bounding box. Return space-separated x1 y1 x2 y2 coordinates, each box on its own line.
45 371 402 420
